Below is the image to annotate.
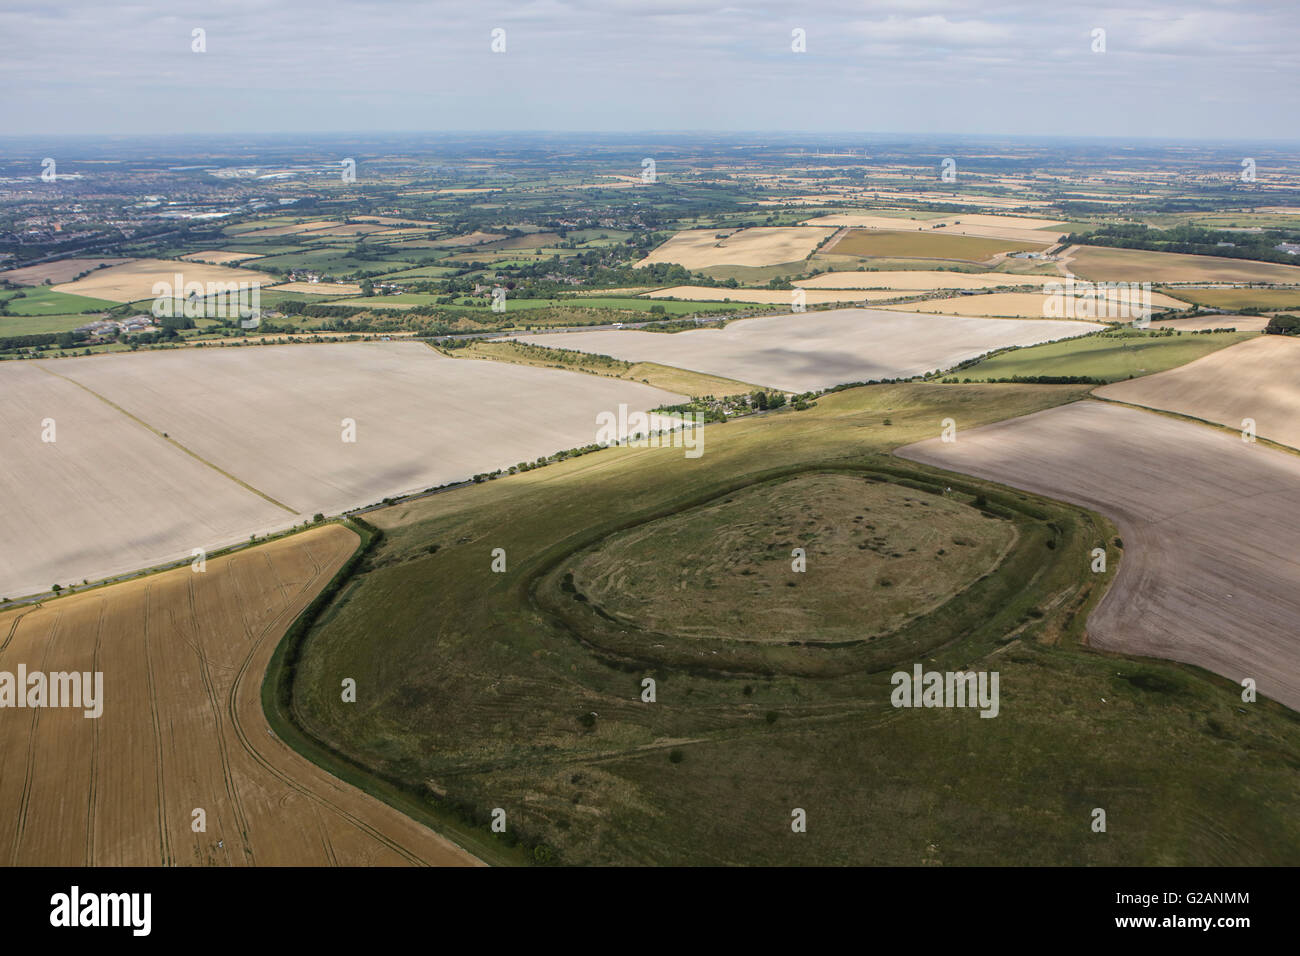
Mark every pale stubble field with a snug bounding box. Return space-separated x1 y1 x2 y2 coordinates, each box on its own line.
0 342 685 599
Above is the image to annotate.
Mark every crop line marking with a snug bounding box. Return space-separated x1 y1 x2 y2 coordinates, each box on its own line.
226 533 433 866
34 365 299 515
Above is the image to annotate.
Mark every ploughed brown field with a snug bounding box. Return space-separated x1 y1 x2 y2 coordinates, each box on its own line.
0 524 480 866
1095 336 1300 451
898 400 1300 711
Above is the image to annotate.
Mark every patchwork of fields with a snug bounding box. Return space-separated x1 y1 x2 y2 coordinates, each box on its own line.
0 343 685 599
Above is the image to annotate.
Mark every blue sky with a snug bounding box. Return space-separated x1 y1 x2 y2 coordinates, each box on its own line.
2 1 1296 139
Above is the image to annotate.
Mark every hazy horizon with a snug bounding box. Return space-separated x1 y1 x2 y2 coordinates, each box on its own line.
3 0 1296 140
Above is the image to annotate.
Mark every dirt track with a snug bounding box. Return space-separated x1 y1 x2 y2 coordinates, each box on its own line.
0 524 481 866
897 400 1300 711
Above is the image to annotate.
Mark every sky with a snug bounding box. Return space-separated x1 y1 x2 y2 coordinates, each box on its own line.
1 0 1297 140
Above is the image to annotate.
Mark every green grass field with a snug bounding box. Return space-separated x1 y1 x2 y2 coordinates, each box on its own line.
278 381 1300 865
830 230 1047 262
954 328 1257 383
0 313 96 335
1 286 118 315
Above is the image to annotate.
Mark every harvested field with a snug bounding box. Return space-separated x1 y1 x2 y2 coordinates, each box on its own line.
881 289 1188 319
1095 336 1300 450
270 281 363 295
0 361 289 600
898 400 1300 711
513 309 1103 393
796 271 1057 291
0 524 481 866
1155 314 1273 332
0 258 131 286
180 250 265 264
47 341 686 526
828 230 1048 262
638 227 834 269
1068 245 1300 284
52 258 268 303
641 285 900 305
804 213 1065 244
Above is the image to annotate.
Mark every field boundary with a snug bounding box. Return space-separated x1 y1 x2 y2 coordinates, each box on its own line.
259 518 528 867
34 364 298 514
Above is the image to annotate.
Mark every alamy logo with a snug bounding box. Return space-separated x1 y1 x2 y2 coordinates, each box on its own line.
595 404 704 458
891 664 999 718
0 666 103 718
151 273 261 319
1041 279 1151 322
50 886 150 936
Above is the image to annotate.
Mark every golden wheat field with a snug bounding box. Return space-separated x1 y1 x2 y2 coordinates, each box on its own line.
0 524 481 866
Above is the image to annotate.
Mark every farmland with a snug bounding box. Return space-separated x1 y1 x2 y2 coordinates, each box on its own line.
0 285 118 315
828 230 1048 262
5 129 1300 872
53 258 268 303
514 309 1104 393
0 361 290 600
1067 246 1300 285
0 343 686 600
0 524 482 866
0 258 132 285
952 328 1257 383
880 289 1189 319
1158 286 1300 311
641 285 901 305
638 227 834 269
804 213 1066 244
899 400 1300 711
795 271 1058 291
1095 336 1300 450
283 382 1300 865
